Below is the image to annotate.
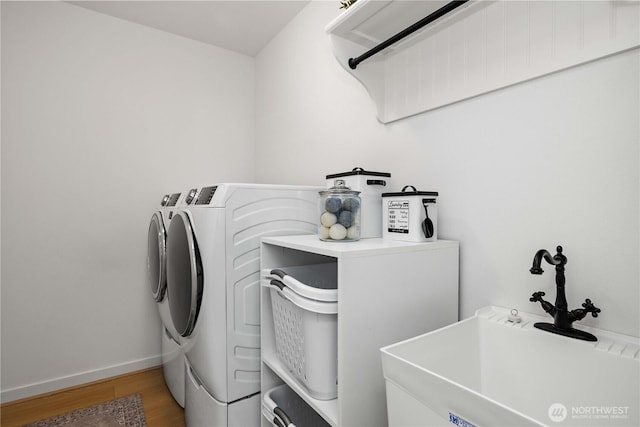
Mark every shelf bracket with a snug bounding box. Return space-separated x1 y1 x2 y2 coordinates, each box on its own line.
348 0 469 70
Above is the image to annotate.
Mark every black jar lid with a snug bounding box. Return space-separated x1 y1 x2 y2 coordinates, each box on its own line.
326 167 391 179
382 185 438 197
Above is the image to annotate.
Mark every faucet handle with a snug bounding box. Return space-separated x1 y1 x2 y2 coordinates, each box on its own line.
582 299 601 318
530 291 546 302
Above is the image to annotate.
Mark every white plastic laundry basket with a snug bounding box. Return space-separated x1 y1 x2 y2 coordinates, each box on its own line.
262 385 330 427
264 264 338 400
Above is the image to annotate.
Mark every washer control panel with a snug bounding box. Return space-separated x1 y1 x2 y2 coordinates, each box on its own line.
166 193 181 207
195 186 217 205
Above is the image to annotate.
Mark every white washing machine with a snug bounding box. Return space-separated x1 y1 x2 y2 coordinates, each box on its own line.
147 191 186 408
166 183 321 426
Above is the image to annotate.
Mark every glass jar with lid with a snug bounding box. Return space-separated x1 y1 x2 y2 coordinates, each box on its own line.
318 179 361 241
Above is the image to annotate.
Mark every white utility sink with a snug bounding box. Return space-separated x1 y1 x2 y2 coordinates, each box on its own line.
381 306 640 427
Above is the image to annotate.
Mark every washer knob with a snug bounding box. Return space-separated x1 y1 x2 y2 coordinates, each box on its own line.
186 188 198 204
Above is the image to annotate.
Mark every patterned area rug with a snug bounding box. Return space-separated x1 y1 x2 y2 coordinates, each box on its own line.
23 393 147 427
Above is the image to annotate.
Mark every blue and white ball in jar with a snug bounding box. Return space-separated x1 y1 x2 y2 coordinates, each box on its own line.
319 179 361 241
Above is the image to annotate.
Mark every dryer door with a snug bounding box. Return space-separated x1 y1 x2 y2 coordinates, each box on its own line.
167 211 203 337
147 211 166 302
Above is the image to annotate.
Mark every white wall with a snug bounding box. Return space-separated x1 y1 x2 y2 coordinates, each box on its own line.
256 2 639 336
1 1 255 401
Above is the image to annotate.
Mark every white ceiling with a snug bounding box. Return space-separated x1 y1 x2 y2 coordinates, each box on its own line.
69 1 311 56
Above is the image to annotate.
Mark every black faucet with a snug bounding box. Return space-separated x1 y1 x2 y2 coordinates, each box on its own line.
529 245 601 341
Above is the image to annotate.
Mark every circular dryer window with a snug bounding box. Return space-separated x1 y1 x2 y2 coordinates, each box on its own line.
147 212 166 302
166 212 203 337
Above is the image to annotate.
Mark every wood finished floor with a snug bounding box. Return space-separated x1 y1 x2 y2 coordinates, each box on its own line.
0 366 185 427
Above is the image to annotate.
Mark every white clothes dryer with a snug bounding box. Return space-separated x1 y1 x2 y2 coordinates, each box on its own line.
166 183 321 427
147 191 185 408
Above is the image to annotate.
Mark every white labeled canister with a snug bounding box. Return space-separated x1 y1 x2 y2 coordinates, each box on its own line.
382 185 438 242
325 167 391 238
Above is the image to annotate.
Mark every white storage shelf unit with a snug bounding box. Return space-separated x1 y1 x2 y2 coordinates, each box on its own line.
326 0 640 123
260 235 459 427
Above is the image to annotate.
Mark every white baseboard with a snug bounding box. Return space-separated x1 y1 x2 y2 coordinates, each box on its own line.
1 354 162 404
